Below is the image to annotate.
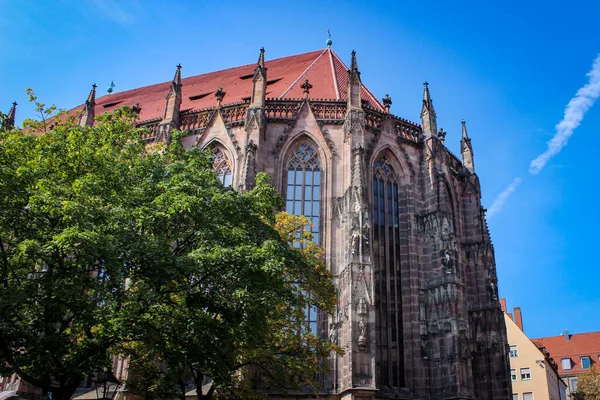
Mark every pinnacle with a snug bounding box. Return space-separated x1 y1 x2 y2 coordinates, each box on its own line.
87 84 97 105
6 101 17 129
422 81 436 116
258 47 265 67
174 64 182 85
461 119 469 139
350 50 358 73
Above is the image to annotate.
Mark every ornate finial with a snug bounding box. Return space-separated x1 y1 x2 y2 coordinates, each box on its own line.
87 84 97 105
258 47 265 67
174 64 182 84
215 86 226 106
107 80 115 94
438 128 446 144
350 50 358 73
300 79 313 98
461 119 468 138
382 94 392 113
326 29 332 48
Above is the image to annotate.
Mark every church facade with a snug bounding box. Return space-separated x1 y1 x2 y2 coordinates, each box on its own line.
73 46 511 400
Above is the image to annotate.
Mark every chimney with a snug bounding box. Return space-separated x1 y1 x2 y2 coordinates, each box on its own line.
514 307 523 331
564 329 570 341
499 298 507 313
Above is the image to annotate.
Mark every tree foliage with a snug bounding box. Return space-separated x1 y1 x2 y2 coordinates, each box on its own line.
574 365 600 400
0 94 338 400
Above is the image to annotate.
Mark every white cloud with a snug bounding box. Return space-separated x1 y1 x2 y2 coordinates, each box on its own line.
529 53 600 174
487 177 522 219
89 0 136 25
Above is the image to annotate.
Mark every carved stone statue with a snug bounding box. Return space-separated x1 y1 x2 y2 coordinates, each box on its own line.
442 247 453 275
488 278 498 301
329 323 338 344
358 317 367 351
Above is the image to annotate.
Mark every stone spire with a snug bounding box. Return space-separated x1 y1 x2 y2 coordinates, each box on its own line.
347 50 362 110
79 84 96 127
250 47 267 108
460 120 475 173
4 102 17 130
157 64 183 142
420 82 438 139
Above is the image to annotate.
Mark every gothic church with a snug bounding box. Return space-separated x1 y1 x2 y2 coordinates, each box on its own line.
67 45 511 400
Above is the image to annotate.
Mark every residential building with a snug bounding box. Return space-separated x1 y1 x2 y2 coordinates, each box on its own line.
531 331 600 399
3 44 512 400
501 300 567 400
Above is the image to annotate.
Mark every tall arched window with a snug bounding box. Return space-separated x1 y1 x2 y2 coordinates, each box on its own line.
372 156 404 388
211 147 232 187
286 141 321 334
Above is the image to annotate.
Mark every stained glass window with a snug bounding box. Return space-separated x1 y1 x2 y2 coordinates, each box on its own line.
286 142 321 334
211 147 232 187
372 157 404 387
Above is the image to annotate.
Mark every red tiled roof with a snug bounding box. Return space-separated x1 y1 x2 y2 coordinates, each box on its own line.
71 48 385 123
531 331 600 375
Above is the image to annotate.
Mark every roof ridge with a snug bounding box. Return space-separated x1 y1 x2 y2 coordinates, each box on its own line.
329 50 385 111
279 49 328 99
327 48 341 99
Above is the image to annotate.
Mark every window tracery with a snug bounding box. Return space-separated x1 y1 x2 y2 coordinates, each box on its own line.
211 147 232 187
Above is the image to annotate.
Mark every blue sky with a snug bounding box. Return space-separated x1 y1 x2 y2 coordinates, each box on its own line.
1 0 599 339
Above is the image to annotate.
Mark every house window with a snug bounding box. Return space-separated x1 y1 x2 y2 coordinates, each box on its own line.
562 358 572 371
372 157 404 388
521 367 531 380
571 379 578 392
523 392 533 400
286 142 321 334
211 147 232 187
510 345 519 357
511 369 517 382
513 394 519 400
581 356 591 370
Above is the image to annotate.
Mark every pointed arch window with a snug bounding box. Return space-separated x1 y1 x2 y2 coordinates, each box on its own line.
372 156 404 388
285 141 321 334
211 147 232 187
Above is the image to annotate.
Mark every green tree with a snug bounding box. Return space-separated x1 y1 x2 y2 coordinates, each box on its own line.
0 102 162 399
574 365 600 400
122 135 339 399
0 95 338 400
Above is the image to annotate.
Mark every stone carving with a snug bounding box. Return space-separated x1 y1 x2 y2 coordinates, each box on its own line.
272 125 295 156
429 315 439 335
442 247 454 275
350 199 371 262
443 310 452 332
488 277 498 301
459 331 470 359
420 319 428 336
320 128 337 155
329 323 338 345
343 109 365 142
358 317 367 351
357 297 368 316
